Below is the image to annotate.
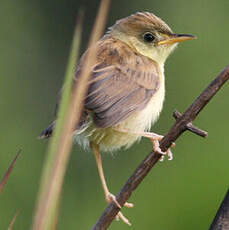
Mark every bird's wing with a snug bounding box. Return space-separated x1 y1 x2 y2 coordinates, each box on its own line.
76 37 161 128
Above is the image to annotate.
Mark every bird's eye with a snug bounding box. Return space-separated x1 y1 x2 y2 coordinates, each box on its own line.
143 32 155 43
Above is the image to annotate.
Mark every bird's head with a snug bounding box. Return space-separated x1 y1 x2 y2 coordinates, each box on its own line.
109 12 196 65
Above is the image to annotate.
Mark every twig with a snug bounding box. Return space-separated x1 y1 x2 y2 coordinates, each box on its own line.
209 188 229 230
173 110 208 138
92 65 229 230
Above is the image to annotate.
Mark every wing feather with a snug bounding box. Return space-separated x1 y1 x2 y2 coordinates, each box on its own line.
76 36 161 128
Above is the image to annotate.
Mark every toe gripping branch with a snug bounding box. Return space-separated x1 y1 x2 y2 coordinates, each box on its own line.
173 110 208 138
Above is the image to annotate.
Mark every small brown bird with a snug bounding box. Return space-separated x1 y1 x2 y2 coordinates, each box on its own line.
40 12 195 225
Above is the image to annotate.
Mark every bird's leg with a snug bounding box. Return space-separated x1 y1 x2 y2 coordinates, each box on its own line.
91 143 133 225
114 128 174 161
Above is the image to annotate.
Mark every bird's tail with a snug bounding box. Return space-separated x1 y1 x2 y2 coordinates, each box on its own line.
39 121 56 139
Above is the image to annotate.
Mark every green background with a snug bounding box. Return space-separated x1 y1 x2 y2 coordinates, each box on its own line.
0 0 229 229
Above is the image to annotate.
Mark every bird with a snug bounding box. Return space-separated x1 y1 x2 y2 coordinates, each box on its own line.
40 12 196 225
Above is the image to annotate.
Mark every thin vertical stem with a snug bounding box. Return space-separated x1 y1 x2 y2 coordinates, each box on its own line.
32 1 110 229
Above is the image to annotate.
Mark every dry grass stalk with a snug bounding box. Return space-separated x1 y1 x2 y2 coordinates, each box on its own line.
32 1 110 229
8 210 20 230
0 149 21 194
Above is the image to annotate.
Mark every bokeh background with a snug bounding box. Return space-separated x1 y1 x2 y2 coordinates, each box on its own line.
0 0 229 229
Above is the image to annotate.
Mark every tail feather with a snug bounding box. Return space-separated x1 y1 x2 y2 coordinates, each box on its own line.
39 121 56 139
39 110 89 139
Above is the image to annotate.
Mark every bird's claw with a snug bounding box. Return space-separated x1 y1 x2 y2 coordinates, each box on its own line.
116 211 132 226
105 192 133 225
106 193 121 208
106 192 134 208
151 138 174 161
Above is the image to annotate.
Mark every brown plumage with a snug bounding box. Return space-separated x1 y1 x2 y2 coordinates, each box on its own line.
110 12 173 35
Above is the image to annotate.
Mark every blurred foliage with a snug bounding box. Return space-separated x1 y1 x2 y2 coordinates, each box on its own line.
0 0 229 229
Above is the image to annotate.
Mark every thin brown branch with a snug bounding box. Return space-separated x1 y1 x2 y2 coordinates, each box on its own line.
0 149 21 194
209 188 229 230
92 65 229 230
173 110 208 137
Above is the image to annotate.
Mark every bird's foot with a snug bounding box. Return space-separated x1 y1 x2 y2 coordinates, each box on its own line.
105 192 133 225
113 127 175 161
115 212 132 226
106 193 134 208
151 137 175 161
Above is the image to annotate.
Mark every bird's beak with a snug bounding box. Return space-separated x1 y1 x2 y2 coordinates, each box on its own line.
157 33 196 46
